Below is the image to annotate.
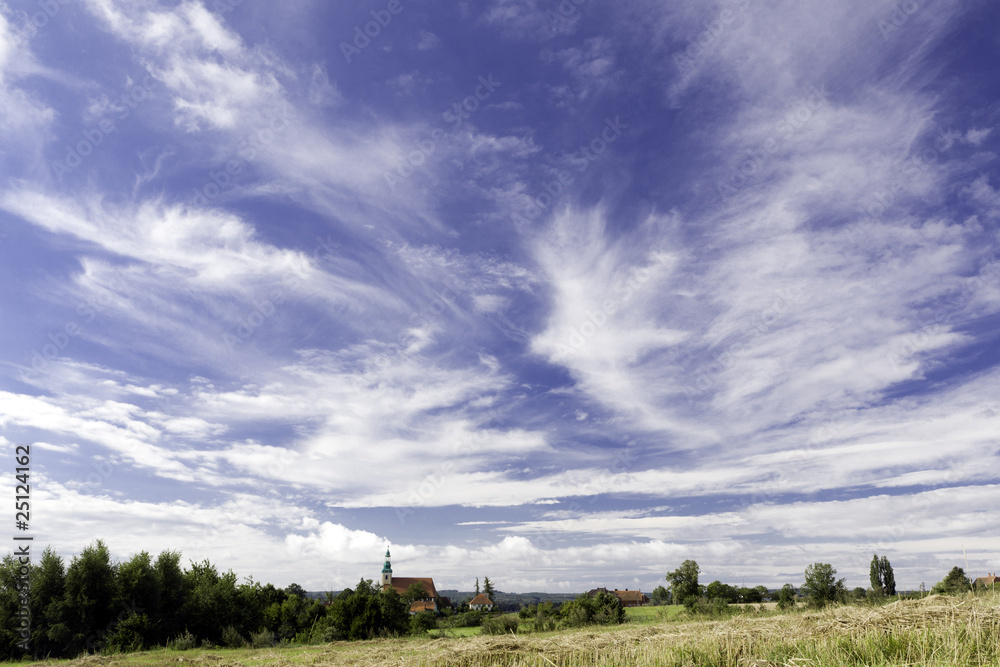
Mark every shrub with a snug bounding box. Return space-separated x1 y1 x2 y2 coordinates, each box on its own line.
481 615 519 635
440 610 483 628
250 629 274 648
167 629 197 651
410 611 437 635
103 613 151 654
221 625 246 648
561 591 626 627
777 584 797 611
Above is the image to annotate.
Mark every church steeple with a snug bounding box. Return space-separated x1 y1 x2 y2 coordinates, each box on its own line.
381 548 392 588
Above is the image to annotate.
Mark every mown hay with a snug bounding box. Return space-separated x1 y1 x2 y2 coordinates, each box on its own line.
35 593 1000 666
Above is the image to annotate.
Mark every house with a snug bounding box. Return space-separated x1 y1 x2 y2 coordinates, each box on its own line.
380 549 439 613
469 593 494 611
409 600 437 613
612 589 650 607
974 573 999 589
587 587 649 607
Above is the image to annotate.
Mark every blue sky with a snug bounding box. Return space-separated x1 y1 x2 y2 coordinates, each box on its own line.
1 0 999 594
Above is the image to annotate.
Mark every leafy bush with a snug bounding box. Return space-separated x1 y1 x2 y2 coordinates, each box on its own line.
481 615 519 635
410 611 437 635
221 625 246 648
561 591 626 627
777 584 797 611
250 629 274 648
439 610 483 628
103 613 151 654
683 597 732 618
167 629 197 651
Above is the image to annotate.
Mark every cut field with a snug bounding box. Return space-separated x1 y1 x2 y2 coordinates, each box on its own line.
9 593 1000 666
625 604 685 623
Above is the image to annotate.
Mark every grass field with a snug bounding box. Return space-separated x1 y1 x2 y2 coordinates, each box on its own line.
625 604 685 623
7 593 1000 666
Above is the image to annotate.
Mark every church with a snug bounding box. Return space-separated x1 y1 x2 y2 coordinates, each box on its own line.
380 548 440 613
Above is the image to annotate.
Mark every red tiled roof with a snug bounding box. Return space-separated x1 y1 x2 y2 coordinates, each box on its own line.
409 600 436 613
612 590 648 604
386 577 438 599
470 593 493 606
974 574 999 587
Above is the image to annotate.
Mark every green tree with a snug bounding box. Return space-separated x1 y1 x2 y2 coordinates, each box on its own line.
665 560 700 605
738 586 764 603
285 583 307 599
29 546 69 658
474 577 480 596
482 577 495 602
880 556 896 596
64 540 119 654
562 591 626 627
869 554 897 597
932 566 972 595
869 553 882 594
181 559 241 644
409 611 437 635
776 584 796 610
650 585 670 605
801 563 846 608
0 553 30 658
327 579 408 640
115 551 160 649
153 550 186 645
705 580 739 603
402 581 429 604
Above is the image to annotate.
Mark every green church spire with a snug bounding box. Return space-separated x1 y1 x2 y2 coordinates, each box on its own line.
382 548 392 574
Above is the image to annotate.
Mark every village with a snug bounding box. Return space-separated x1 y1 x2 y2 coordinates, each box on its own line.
378 548 651 615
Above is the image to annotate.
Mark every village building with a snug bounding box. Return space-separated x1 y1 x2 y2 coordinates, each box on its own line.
587 587 650 607
469 593 494 611
380 548 440 613
974 573 999 589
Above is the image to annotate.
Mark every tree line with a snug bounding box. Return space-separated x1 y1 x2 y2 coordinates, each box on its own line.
0 540 460 659
659 553 989 614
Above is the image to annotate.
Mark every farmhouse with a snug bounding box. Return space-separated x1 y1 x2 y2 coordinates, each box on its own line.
469 593 494 611
974 573 999 589
380 549 440 613
613 589 650 607
587 587 650 607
